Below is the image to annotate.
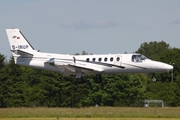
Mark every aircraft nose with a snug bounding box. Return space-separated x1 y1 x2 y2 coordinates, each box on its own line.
163 63 173 71
153 61 174 72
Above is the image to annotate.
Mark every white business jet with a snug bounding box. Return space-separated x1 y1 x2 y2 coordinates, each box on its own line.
6 28 173 83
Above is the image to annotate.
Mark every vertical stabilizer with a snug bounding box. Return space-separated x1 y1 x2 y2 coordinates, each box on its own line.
6 28 34 51
6 28 36 63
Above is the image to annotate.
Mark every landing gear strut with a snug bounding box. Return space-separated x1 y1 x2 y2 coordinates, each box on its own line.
75 69 84 83
76 78 84 83
95 74 102 83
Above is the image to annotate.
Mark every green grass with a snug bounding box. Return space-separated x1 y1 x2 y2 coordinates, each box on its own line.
0 107 180 118
0 118 180 120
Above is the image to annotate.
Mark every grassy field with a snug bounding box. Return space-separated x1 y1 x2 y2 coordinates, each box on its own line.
0 107 180 119
0 119 180 120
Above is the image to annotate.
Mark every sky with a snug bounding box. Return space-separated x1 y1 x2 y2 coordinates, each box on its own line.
1 0 180 59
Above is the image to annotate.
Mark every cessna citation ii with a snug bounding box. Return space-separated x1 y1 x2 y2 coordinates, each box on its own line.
6 28 173 83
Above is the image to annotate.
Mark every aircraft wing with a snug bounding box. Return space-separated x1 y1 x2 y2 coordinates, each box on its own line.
46 58 104 75
69 63 103 72
67 64 104 75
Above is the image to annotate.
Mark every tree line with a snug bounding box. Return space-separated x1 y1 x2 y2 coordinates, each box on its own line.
0 41 180 108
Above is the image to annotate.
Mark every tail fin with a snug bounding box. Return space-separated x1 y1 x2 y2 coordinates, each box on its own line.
6 28 34 51
6 28 36 59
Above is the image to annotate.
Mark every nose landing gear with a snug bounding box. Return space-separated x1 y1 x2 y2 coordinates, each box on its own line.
152 76 156 82
152 73 156 82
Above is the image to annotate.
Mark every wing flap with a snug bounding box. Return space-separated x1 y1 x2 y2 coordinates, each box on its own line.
68 63 104 72
63 64 103 75
45 58 104 75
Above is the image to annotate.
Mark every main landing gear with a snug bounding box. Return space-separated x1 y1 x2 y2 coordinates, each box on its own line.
76 78 84 84
76 74 102 84
95 74 102 83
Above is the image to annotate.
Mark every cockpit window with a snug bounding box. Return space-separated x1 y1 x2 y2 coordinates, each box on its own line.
132 54 148 62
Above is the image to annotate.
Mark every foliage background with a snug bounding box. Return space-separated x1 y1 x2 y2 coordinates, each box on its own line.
0 41 180 108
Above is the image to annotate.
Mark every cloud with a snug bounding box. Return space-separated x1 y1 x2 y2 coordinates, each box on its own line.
171 19 180 24
60 20 119 29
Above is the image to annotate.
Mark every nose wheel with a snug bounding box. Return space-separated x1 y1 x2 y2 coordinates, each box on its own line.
152 76 156 82
152 73 156 82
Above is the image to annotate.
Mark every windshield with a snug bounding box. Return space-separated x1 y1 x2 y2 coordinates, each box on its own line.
132 54 149 62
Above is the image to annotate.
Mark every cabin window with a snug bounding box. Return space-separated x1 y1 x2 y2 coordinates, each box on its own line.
104 57 108 62
92 58 96 62
86 58 89 62
110 57 113 62
98 58 102 62
116 57 120 61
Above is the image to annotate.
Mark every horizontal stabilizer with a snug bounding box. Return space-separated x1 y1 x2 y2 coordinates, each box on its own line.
11 49 33 57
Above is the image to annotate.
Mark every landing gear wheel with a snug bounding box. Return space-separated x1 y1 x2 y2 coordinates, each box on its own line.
152 76 156 82
95 74 102 83
152 73 156 82
77 78 83 84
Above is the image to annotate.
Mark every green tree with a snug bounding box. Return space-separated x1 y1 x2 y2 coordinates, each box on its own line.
145 82 179 106
136 41 170 60
0 57 26 107
158 48 180 81
0 54 6 107
144 48 180 106
0 54 5 69
82 74 146 107
81 50 88 55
